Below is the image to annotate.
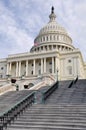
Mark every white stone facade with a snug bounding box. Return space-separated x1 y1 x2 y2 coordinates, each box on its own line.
0 7 86 81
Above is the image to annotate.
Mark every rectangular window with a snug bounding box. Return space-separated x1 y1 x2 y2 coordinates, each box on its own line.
69 68 72 75
49 68 52 73
39 63 41 66
31 71 33 74
39 70 41 75
49 61 52 65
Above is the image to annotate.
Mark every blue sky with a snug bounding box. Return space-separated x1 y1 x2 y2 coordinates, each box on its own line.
0 0 86 61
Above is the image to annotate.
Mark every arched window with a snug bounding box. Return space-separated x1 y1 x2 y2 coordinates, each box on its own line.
46 36 48 41
41 37 42 42
67 66 72 75
43 37 45 41
54 35 56 40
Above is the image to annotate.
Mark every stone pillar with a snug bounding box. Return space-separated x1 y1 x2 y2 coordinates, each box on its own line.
19 61 21 77
33 59 35 75
44 58 46 73
51 45 53 50
7 63 9 75
41 58 43 74
9 62 12 75
77 57 80 77
16 62 19 77
47 45 49 51
26 60 28 76
55 57 60 80
43 46 45 51
52 57 54 73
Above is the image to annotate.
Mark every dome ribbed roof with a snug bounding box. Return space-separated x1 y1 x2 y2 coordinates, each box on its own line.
39 21 67 35
39 6 67 35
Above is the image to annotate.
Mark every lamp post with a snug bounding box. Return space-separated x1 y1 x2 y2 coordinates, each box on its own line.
56 68 59 87
57 68 58 81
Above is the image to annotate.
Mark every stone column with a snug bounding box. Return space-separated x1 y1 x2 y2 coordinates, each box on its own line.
7 63 9 75
51 45 53 50
9 62 12 75
19 61 21 77
26 60 28 76
55 57 60 80
41 58 43 74
77 57 80 77
33 59 35 75
16 62 19 77
55 57 58 73
52 57 54 73
47 45 49 51
44 58 46 73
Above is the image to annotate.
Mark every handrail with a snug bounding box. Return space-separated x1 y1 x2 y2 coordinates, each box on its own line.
0 92 35 130
42 81 58 103
68 76 78 88
74 76 78 84
68 80 74 88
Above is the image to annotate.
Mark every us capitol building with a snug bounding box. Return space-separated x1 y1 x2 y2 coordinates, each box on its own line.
0 7 86 81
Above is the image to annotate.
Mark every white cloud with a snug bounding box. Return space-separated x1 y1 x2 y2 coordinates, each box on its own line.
0 0 86 61
0 0 34 57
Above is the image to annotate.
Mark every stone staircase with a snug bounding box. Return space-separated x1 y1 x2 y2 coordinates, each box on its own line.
6 104 86 130
1 79 86 130
45 79 86 104
0 90 33 114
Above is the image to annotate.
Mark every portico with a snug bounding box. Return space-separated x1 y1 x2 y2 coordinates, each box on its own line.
6 52 59 78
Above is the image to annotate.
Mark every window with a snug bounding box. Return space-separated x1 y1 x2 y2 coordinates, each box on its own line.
54 35 55 40
39 70 41 75
46 36 48 41
68 59 71 63
49 69 52 73
39 63 41 66
1 67 3 70
43 37 45 41
68 66 72 75
31 71 33 74
0 75 2 78
49 61 52 65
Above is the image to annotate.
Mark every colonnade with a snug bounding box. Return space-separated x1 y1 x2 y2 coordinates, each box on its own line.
32 44 73 53
7 57 58 77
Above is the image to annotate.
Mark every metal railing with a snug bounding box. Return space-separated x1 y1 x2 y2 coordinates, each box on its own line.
74 76 78 84
68 76 78 88
42 81 58 103
0 92 35 130
68 80 74 88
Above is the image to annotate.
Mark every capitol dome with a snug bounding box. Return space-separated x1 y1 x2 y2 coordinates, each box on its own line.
31 7 75 53
39 7 67 36
39 21 67 35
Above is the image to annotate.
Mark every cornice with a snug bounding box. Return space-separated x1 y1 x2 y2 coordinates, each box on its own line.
7 50 59 62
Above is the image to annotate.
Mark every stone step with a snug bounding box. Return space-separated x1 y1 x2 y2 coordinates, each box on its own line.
7 122 86 130
6 127 86 130
19 114 86 118
17 115 86 120
14 118 86 123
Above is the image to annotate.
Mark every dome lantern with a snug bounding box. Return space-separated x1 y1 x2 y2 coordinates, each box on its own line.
49 6 56 22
